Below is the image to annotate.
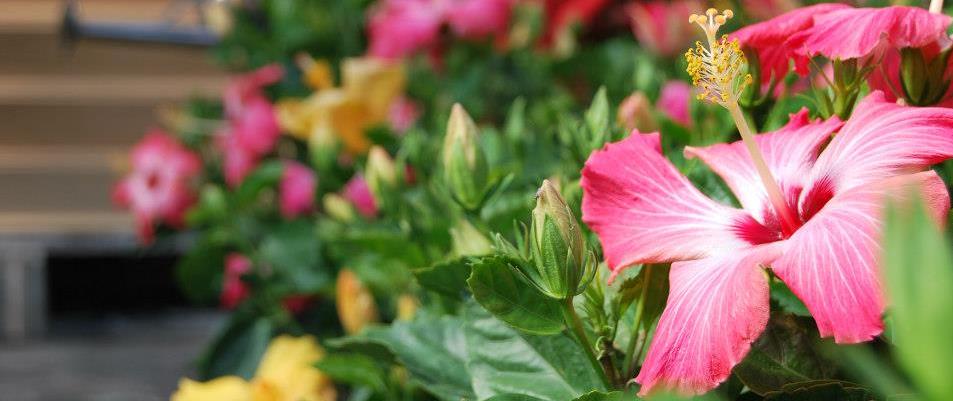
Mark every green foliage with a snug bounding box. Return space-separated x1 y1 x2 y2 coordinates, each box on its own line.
467 255 565 335
734 314 834 395
314 353 388 393
883 199 953 401
196 314 273 380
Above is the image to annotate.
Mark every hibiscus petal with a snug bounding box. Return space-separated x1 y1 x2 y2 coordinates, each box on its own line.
581 131 753 278
772 171 950 343
791 6 951 60
807 91 953 197
685 109 843 224
635 244 781 396
730 3 850 82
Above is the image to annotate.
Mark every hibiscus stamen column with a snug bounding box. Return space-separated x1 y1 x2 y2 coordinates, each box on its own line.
685 8 799 234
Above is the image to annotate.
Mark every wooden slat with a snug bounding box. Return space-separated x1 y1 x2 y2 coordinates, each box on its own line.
0 0 198 33
0 145 127 172
0 75 228 104
0 212 133 234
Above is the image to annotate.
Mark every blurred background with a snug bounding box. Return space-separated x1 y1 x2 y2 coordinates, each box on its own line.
0 1 229 400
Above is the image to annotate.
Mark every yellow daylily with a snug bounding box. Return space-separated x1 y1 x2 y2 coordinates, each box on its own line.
169 336 335 401
171 376 252 401
335 269 379 334
276 56 406 156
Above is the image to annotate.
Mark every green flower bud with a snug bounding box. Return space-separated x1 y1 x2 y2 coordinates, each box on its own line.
323 193 355 222
442 104 490 211
525 179 595 299
365 145 398 203
450 219 494 257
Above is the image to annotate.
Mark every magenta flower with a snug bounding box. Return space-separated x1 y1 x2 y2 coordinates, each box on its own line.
541 0 610 47
446 0 512 39
217 133 259 188
343 174 379 218
232 96 281 157
730 3 849 84
223 64 283 119
790 6 950 61
626 0 699 58
388 96 422 134
581 92 953 395
280 161 317 219
658 81 693 127
221 253 252 310
367 0 446 59
113 130 201 243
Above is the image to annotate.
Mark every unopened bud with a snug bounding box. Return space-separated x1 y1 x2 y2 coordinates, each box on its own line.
442 104 490 210
450 219 494 257
617 92 658 132
335 269 379 334
323 193 355 222
365 146 398 202
526 179 594 299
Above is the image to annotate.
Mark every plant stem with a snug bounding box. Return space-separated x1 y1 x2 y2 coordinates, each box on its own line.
726 103 799 235
562 298 611 389
623 267 652 377
930 0 943 14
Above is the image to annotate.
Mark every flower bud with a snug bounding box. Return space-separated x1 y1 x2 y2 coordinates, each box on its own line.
450 219 494 257
335 269 379 334
899 47 950 106
617 92 657 132
526 179 594 299
365 146 398 203
442 104 490 210
323 193 355 222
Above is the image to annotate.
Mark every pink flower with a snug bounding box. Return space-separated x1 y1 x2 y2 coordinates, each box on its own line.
217 133 259 188
657 81 692 127
626 0 699 58
280 161 317 219
741 0 800 21
113 130 201 243
446 0 512 39
343 174 378 218
731 3 849 84
233 97 281 157
542 0 611 46
223 64 283 119
367 0 446 59
221 253 252 310
581 92 953 395
790 6 951 61
388 96 422 134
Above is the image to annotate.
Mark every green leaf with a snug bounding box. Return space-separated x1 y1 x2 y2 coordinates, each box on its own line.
465 305 606 400
195 314 273 380
616 264 669 325
234 161 284 207
883 198 953 401
770 281 810 317
762 380 874 401
734 314 833 395
573 391 629 401
584 87 610 147
258 220 328 293
486 395 546 401
314 353 387 393
413 257 472 297
467 255 565 335
356 314 475 401
175 235 226 304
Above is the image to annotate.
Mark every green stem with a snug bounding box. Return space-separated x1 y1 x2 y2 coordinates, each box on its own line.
623 267 652 377
562 298 611 389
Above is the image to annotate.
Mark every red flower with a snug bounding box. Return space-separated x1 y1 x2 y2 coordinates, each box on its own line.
542 0 610 46
220 253 252 310
279 161 317 219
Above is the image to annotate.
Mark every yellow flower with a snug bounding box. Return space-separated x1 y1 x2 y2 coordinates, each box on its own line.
276 57 406 156
335 269 379 334
252 335 336 401
170 376 252 401
169 336 335 401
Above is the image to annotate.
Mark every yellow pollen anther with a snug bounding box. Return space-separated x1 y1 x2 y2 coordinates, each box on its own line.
684 8 748 106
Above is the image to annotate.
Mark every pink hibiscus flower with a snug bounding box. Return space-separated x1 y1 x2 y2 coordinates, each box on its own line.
221 253 252 310
217 133 259 188
581 91 953 395
223 64 283 119
657 80 693 127
626 0 699 58
446 0 512 39
541 0 611 46
232 96 281 157
280 161 317 219
368 0 446 59
730 3 849 84
113 130 201 243
388 96 422 134
790 6 951 62
343 174 379 218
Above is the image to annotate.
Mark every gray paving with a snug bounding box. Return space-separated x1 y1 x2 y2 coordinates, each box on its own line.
0 310 224 401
